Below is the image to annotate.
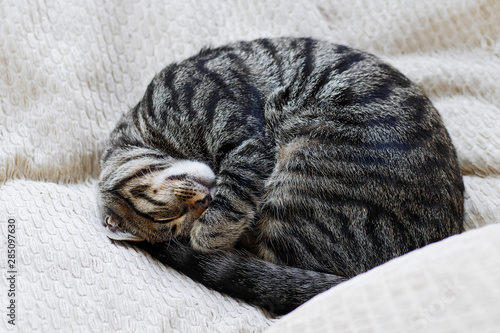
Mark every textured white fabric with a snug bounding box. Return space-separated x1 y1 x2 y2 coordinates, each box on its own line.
0 0 499 332
1 180 274 332
266 223 500 333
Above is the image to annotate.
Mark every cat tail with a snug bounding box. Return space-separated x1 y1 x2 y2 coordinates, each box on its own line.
136 241 346 315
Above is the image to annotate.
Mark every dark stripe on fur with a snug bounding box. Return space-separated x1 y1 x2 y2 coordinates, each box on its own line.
333 51 365 74
130 185 169 206
110 164 168 193
114 192 157 222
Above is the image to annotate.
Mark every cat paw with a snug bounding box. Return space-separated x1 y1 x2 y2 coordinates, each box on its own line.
190 217 240 252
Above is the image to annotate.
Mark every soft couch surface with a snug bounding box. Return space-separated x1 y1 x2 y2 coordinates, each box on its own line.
1 0 499 332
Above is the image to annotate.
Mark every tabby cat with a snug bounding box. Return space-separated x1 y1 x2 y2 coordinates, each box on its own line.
98 37 463 315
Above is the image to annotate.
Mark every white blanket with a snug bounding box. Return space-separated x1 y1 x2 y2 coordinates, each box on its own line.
1 0 499 332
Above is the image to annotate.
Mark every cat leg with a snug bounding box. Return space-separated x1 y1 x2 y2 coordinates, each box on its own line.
190 137 274 252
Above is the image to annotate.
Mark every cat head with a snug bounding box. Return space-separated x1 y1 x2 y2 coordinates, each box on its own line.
98 149 215 243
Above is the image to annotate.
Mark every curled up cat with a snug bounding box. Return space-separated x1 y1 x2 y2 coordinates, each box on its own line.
97 38 464 315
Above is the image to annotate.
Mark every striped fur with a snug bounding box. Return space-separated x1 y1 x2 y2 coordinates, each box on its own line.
98 38 463 314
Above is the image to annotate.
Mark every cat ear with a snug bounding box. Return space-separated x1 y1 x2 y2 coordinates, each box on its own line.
104 216 146 242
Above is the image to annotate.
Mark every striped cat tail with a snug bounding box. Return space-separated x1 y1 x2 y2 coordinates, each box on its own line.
137 241 346 315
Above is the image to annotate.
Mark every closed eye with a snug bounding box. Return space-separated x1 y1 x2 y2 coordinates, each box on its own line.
154 217 178 223
154 207 188 223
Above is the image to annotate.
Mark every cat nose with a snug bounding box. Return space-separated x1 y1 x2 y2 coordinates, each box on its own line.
195 195 211 209
192 194 211 218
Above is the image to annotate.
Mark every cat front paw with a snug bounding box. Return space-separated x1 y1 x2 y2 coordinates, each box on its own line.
190 213 242 252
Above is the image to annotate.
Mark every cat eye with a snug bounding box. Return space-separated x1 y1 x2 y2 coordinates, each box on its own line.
155 207 188 223
155 217 178 223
